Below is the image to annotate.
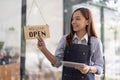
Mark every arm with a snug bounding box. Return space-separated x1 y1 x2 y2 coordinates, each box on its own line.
75 38 104 74
37 36 57 65
91 38 104 74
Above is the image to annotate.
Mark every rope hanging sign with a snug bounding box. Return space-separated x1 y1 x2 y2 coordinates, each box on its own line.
24 0 50 39
24 25 50 39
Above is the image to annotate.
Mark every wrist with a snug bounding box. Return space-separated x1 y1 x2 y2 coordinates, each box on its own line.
41 47 47 52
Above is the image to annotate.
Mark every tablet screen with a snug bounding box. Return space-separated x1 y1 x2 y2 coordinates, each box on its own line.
61 61 86 68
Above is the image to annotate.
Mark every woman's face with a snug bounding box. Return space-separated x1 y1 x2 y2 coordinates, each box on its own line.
71 10 88 32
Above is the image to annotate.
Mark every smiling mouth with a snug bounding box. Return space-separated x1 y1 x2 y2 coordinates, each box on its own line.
73 25 79 27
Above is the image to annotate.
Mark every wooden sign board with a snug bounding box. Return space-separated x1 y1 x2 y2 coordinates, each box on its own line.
24 25 50 39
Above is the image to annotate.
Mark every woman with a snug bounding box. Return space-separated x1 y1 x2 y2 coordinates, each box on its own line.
37 7 104 80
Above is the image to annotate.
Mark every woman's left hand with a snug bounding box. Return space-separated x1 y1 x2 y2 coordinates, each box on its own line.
75 65 90 74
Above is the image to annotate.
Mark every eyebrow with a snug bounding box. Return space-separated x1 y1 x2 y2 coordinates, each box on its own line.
72 16 81 19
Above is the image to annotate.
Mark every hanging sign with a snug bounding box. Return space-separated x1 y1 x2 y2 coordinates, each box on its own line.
24 25 50 39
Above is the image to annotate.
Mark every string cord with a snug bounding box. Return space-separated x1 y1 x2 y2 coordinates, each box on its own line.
27 0 47 24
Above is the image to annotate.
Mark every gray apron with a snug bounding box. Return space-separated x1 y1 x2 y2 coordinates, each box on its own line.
62 44 94 80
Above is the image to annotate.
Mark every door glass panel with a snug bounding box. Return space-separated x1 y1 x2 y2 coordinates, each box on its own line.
0 0 21 80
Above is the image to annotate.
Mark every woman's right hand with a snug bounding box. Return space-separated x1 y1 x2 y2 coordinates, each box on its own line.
37 36 46 51
37 36 56 64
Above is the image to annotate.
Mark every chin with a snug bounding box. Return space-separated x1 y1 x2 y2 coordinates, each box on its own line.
73 29 79 32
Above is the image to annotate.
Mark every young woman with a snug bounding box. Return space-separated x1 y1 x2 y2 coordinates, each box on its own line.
37 7 104 80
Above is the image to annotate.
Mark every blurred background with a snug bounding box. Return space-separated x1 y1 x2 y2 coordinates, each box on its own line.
0 0 120 80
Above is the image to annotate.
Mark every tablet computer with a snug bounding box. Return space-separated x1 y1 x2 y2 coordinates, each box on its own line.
61 61 86 68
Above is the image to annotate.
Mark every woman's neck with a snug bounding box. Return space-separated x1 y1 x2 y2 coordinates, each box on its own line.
76 30 86 40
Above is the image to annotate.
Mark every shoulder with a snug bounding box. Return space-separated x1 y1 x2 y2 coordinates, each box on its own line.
90 36 103 50
56 34 68 51
91 36 102 44
60 34 68 41
58 34 68 45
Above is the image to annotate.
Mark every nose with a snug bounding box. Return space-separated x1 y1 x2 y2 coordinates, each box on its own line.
72 19 76 24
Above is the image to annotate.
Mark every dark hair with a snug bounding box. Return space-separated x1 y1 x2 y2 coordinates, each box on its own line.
66 7 98 46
